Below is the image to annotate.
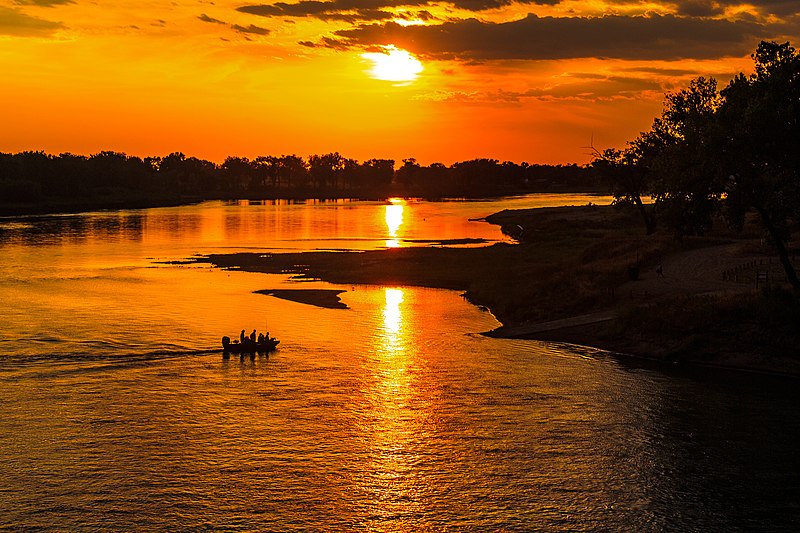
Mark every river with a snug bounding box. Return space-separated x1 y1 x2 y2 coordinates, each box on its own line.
1 195 798 531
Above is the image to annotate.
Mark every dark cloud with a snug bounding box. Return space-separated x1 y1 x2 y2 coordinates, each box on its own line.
231 23 271 35
198 13 226 24
237 1 405 22
14 0 74 6
674 0 723 17
322 14 769 61
0 6 64 36
672 0 800 17
299 36 351 49
237 0 560 21
237 0 800 24
620 66 703 76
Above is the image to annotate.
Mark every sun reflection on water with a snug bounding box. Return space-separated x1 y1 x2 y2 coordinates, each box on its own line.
364 287 429 525
382 288 403 337
384 198 404 248
377 288 408 395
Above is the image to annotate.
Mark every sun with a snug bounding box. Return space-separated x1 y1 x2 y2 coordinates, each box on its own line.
362 45 423 82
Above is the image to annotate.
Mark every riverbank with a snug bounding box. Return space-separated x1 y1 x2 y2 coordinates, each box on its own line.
0 194 193 217
0 188 608 217
197 204 800 375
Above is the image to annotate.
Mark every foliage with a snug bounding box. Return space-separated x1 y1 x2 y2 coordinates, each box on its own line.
596 40 800 288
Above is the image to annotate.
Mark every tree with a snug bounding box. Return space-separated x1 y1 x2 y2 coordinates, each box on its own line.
716 41 800 289
276 155 309 190
395 158 421 192
358 158 394 191
591 143 658 235
594 77 724 236
221 156 255 193
603 41 800 287
308 152 345 190
648 77 723 237
254 156 280 190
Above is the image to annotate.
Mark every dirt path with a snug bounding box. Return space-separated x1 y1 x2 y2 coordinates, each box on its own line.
619 242 748 300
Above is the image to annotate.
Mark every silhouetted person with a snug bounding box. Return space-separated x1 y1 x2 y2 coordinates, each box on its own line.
258 333 265 343
240 329 246 343
250 329 256 343
656 265 664 277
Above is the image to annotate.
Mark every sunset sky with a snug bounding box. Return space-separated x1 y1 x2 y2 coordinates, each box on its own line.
1 1 798 165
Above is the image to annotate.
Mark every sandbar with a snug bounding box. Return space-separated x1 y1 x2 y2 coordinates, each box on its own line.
254 288 349 309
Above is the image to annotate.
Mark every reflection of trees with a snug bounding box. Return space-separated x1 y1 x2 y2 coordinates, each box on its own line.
0 212 146 246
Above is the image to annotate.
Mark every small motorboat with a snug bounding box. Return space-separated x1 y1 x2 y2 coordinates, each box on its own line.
222 335 280 356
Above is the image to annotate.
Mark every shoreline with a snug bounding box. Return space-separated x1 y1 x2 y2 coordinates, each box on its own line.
194 204 800 377
0 188 609 218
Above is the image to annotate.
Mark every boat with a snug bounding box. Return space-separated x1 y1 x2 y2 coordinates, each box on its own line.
222 335 280 355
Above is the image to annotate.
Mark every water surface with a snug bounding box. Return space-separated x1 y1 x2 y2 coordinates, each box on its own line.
1 195 798 531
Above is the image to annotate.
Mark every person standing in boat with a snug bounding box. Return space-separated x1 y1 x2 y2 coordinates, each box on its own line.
250 329 256 343
240 329 246 344
257 332 265 344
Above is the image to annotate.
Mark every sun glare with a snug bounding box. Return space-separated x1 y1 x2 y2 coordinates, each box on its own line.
362 45 423 82
392 18 426 27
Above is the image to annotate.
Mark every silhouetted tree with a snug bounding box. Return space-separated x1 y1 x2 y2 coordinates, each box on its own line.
308 152 346 190
276 155 309 190
221 156 254 193
592 143 658 234
595 77 722 236
716 41 800 289
602 41 800 288
649 77 723 237
358 158 394 191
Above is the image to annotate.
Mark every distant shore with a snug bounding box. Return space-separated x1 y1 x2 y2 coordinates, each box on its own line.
0 188 608 218
197 204 800 377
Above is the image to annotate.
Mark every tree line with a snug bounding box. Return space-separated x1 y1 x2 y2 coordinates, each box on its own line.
0 150 600 209
594 41 800 290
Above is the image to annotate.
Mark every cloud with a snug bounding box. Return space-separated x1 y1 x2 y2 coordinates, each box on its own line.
672 0 800 17
620 66 704 76
237 1 404 21
14 0 74 6
0 6 64 36
236 0 800 25
300 36 351 50
416 73 665 103
321 14 769 61
236 0 560 21
198 13 226 24
231 23 271 35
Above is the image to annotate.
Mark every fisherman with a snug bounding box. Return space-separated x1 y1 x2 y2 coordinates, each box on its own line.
258 333 265 344
250 329 256 343
240 329 246 343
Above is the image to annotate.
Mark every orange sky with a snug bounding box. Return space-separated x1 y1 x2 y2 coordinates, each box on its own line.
1 1 797 165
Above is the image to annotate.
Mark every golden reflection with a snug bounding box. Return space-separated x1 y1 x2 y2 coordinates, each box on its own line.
377 287 408 393
363 286 423 522
384 198 404 248
382 288 404 343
